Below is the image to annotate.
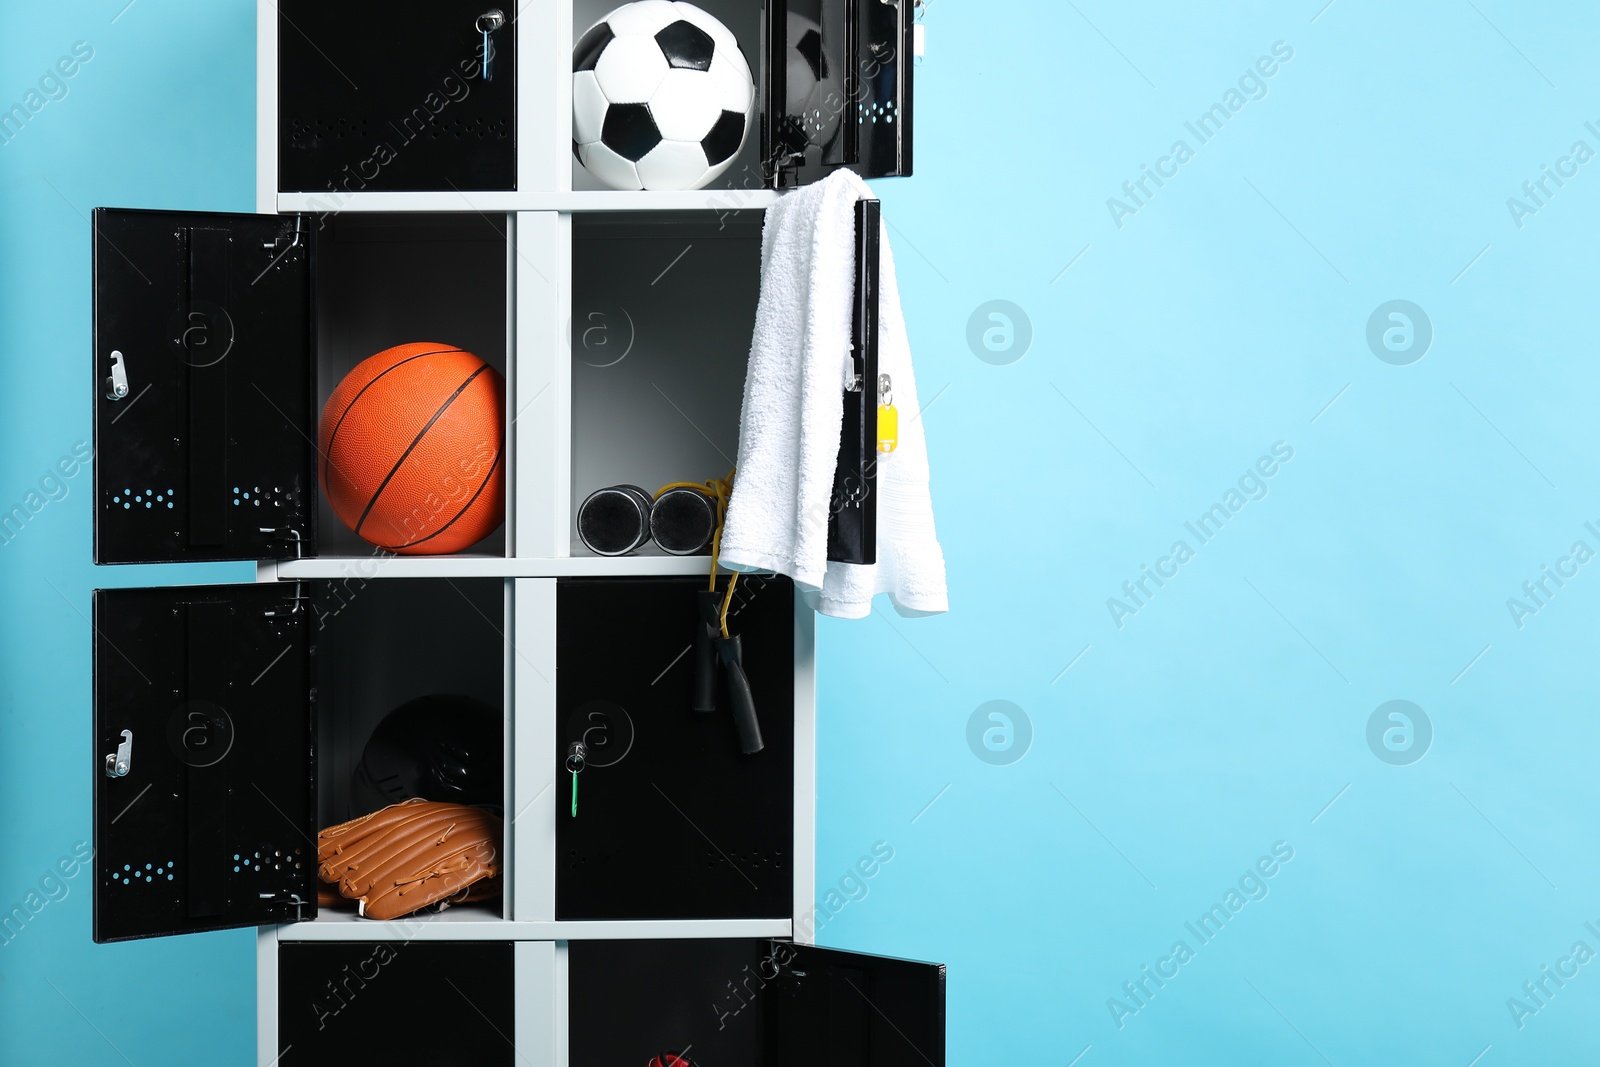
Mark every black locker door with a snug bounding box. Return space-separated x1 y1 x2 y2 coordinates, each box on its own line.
93 208 316 564
827 198 880 565
764 942 946 1067
567 939 946 1067
763 0 914 187
279 941 515 1065
555 577 794 921
277 0 518 193
93 583 317 942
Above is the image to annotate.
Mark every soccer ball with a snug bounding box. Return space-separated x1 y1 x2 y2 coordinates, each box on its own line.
573 1 756 191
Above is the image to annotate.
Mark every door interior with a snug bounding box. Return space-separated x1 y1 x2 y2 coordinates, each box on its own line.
763 0 914 187
93 207 315 564
93 582 316 942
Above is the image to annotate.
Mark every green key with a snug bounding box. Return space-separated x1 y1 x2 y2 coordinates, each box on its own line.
565 742 587 818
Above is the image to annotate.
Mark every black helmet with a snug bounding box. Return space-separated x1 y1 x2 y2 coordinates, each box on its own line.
351 694 503 814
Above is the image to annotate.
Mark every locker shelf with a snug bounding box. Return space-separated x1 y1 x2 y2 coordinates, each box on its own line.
277 189 780 214
275 915 792 941
270 551 718 580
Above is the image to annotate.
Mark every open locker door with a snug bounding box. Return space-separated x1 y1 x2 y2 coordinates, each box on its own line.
764 942 946 1067
93 207 316 564
763 0 914 188
93 583 317 942
826 198 880 565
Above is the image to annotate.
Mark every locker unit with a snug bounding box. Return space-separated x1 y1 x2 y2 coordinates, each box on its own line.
268 0 912 197
90 2 942 1064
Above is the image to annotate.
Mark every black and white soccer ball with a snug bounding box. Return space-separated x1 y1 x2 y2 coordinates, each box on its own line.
573 1 756 191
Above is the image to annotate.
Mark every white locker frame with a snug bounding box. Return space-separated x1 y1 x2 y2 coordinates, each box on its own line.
250 4 818 1063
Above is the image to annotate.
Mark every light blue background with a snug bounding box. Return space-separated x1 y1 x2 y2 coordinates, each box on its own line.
3 0 1599 1063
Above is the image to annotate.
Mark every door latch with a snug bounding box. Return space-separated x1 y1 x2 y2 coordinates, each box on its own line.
106 351 129 400
105 729 133 777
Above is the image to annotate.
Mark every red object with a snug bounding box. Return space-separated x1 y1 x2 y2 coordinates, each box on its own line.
650 1054 696 1067
319 342 506 554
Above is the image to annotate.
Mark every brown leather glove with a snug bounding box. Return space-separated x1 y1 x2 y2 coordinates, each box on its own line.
317 798 502 920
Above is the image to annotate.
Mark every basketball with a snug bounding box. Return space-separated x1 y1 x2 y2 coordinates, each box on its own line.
318 342 505 554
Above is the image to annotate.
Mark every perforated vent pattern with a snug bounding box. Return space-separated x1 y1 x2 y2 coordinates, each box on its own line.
108 860 175 886
232 485 297 508
232 846 305 875
859 101 898 124
110 488 175 510
705 848 786 873
287 115 510 145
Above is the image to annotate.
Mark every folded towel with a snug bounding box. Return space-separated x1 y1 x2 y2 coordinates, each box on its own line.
720 169 947 619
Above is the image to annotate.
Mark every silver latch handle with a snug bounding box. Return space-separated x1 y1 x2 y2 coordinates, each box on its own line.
106 351 129 400
105 729 133 778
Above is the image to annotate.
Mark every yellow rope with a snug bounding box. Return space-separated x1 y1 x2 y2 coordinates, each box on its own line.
657 470 738 636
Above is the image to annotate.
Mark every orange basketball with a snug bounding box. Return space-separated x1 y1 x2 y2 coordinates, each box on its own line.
318 342 506 554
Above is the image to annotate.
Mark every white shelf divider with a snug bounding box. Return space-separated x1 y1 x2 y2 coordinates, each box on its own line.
516 942 560 1067
274 552 723 580
519 0 567 194
255 927 279 1066
513 579 560 922
514 210 572 558
255 2 276 215
277 189 780 215
273 916 793 942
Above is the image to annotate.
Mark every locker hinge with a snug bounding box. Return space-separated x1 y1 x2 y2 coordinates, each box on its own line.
263 580 310 617
259 526 307 560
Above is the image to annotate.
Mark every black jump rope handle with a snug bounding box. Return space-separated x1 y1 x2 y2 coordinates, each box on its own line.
694 589 763 754
693 591 719 713
718 634 763 755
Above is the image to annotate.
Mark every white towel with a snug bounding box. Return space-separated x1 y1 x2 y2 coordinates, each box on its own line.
720 170 947 620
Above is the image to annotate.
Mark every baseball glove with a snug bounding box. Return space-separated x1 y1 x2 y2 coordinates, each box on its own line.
317 798 502 920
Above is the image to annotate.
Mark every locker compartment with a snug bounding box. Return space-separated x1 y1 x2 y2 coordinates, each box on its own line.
313 578 507 834
570 212 759 558
277 0 517 193
568 939 946 1067
312 214 510 558
279 941 516 1064
571 0 913 191
570 206 878 563
93 208 510 563
556 576 794 920
93 579 509 943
